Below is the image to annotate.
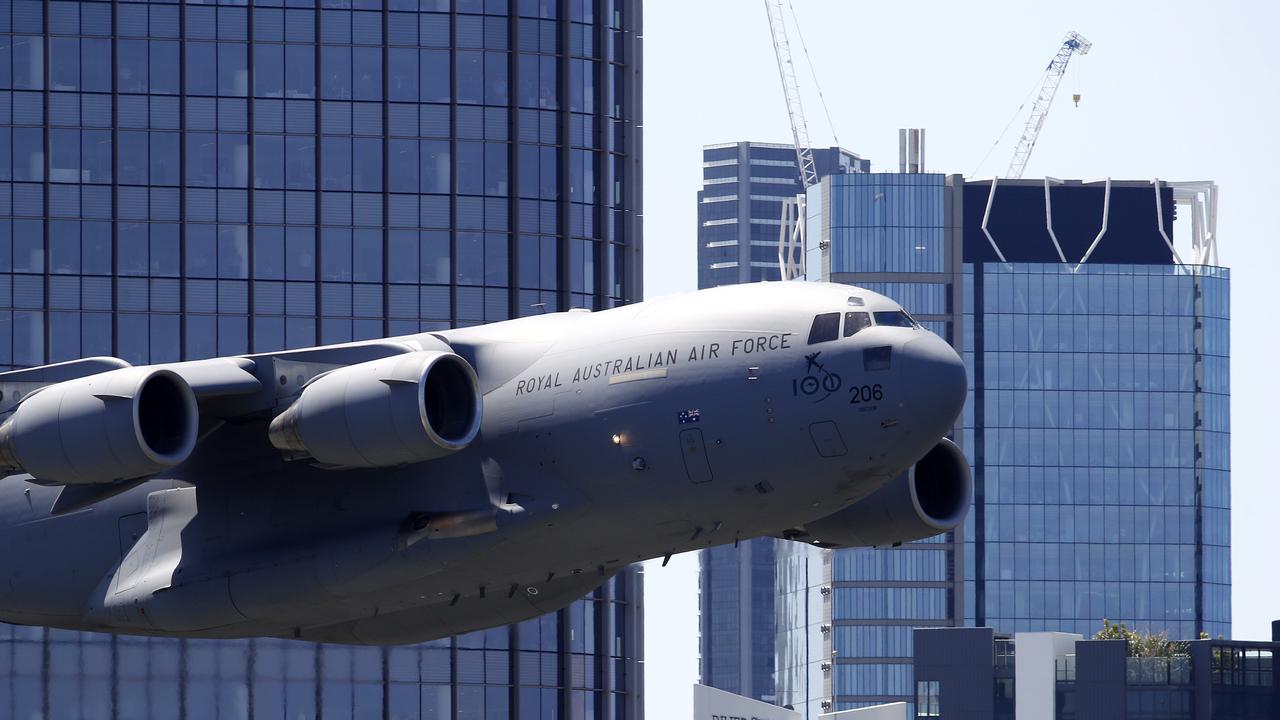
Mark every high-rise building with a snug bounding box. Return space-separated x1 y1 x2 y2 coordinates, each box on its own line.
695 142 868 705
699 167 1229 718
0 0 643 717
696 142 868 289
700 538 778 704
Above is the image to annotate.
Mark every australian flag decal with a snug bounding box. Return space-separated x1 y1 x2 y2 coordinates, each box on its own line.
677 409 701 425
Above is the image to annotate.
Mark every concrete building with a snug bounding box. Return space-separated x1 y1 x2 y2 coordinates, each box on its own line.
692 683 800 720
696 142 868 289
700 162 1229 717
913 624 1277 719
0 0 644 717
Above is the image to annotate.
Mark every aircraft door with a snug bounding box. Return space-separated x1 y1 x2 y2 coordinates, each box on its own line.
118 512 148 557
679 428 714 483
809 421 848 458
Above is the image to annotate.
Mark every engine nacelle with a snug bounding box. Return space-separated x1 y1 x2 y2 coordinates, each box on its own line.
268 351 482 468
797 438 972 548
0 367 199 485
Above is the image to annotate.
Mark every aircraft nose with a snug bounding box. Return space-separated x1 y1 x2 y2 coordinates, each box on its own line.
900 333 967 439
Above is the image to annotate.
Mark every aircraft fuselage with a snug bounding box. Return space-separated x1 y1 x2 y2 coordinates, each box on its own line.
0 281 965 644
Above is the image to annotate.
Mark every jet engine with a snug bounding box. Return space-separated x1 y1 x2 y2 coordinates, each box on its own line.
0 367 199 485
796 438 971 548
268 350 482 467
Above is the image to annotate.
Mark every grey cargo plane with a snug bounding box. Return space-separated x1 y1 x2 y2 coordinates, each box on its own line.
0 281 968 645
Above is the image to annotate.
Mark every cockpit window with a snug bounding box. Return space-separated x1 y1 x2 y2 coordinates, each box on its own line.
844 312 872 337
873 310 917 328
847 296 864 307
807 312 841 344
864 346 892 371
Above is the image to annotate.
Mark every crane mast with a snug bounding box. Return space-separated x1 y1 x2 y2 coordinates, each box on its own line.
764 0 818 190
764 0 817 281
1006 31 1092 179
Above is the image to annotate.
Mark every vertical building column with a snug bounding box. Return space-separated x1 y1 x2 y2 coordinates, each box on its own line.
380 0 391 337
599 575 614 720
245 637 257 719
176 638 188 719
1190 641 1212 720
1073 639 1126 720
246 0 257 352
554 0 570 312
971 268 986 628
735 143 748 284
1192 259 1207 636
557 605 572 719
1014 633 1081 720
507 622 521 720
380 646 391 720
312 1 324 339
619 0 642 303
505 9 520 320
39 0 49 365
590 3 605 310
627 566 646 720
945 173 966 626
176 0 188 359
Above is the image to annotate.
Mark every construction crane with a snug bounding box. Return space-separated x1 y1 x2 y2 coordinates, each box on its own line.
1006 31 1092 179
764 0 816 280
764 0 818 190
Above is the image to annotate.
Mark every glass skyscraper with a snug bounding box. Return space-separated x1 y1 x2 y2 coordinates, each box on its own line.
0 0 643 716
696 141 867 289
695 141 869 706
961 261 1230 642
699 168 1230 718
700 538 778 704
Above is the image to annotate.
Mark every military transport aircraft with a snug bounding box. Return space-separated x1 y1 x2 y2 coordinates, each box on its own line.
0 281 968 645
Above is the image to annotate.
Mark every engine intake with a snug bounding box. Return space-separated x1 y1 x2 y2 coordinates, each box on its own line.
797 438 972 548
268 351 482 468
0 367 199 485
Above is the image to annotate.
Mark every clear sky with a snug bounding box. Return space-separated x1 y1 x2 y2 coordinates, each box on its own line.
638 1 1280 717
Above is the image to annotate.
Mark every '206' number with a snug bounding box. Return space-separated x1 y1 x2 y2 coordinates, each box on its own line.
849 384 883 404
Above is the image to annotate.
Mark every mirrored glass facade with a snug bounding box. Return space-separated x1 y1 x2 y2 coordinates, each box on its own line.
0 572 641 719
0 0 643 716
0 0 641 367
697 142 867 289
962 263 1230 642
699 538 777 704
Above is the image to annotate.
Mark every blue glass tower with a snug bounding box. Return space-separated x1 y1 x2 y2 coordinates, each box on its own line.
696 140 868 706
696 142 868 290
955 178 1230 644
701 169 1230 718
0 0 644 717
700 538 778 704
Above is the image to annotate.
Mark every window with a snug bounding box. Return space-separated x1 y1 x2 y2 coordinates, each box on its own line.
916 680 940 718
844 312 871 337
864 346 892 372
874 310 917 328
807 312 840 345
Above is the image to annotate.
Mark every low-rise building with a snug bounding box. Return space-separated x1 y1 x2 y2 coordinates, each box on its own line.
911 623 1278 719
